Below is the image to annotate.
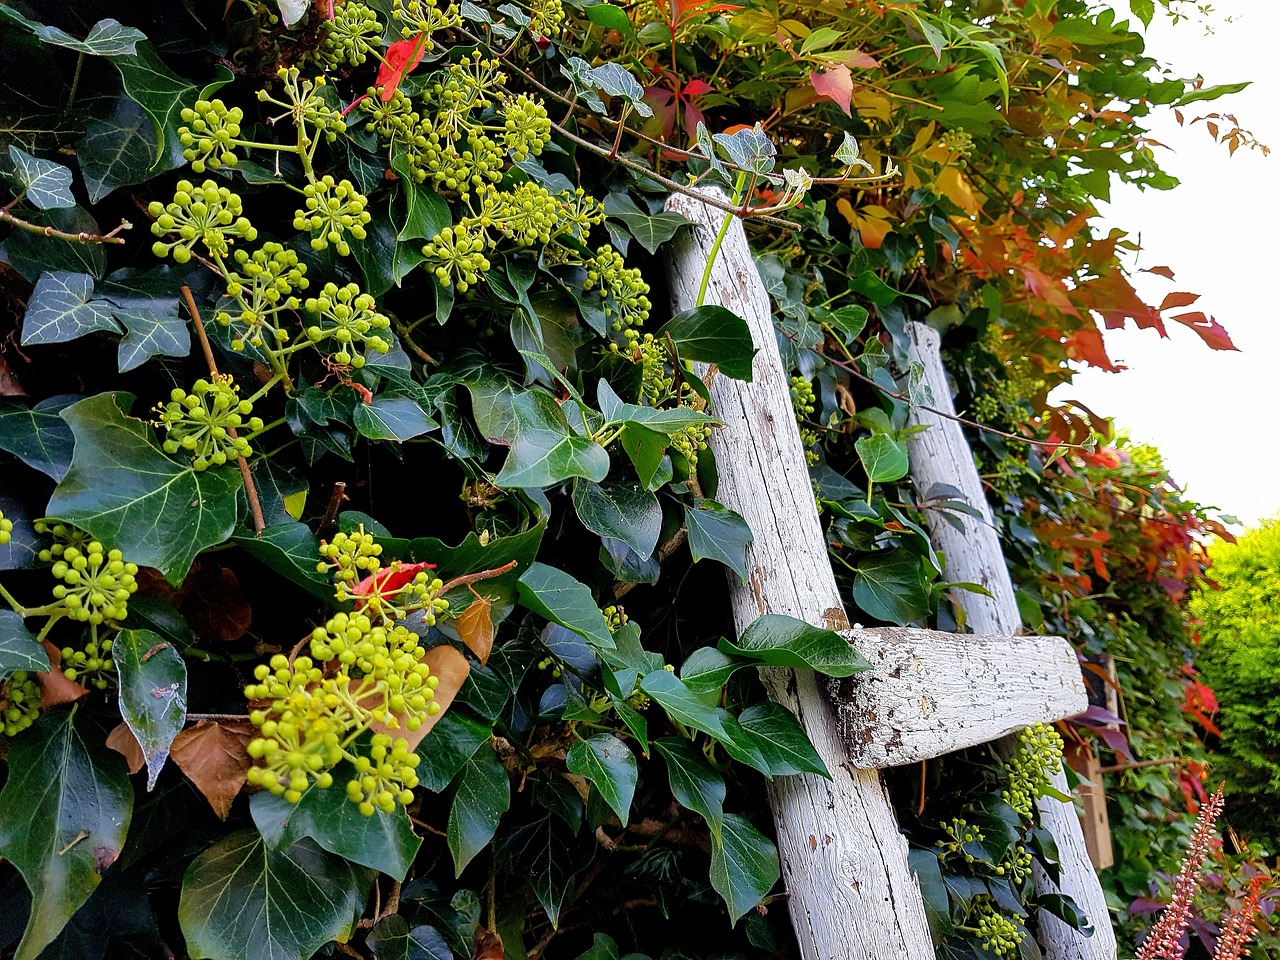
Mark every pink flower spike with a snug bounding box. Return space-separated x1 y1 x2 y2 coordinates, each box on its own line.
1212 875 1266 960
1136 784 1226 960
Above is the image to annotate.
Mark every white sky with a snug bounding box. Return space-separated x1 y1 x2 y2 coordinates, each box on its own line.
1047 1 1280 526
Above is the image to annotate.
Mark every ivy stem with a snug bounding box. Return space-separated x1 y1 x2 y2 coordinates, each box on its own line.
695 173 745 309
67 52 85 109
0 207 131 244
34 611 65 646
182 285 268 537
0 581 27 615
244 374 284 406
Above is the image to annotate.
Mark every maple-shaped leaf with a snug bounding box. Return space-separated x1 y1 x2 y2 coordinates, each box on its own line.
376 33 429 102
809 64 853 117
1173 311 1238 351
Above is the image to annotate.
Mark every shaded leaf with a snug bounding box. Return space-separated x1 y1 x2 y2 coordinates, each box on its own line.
354 395 437 441
447 746 511 875
683 498 753 581
179 831 372 960
639 669 727 740
113 41 197 166
105 721 145 774
852 549 932 625
735 702 829 777
566 733 637 826
517 562 614 651
115 308 190 372
77 97 156 203
708 814 779 924
572 478 662 560
21 272 120 346
0 395 78 481
657 305 755 381
0 708 133 960
655 737 725 829
0 609 51 677
8 146 74 210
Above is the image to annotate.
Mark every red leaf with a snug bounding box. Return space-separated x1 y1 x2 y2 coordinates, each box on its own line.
826 49 879 69
809 64 853 117
682 78 713 97
352 560 436 603
376 33 428 102
1159 291 1200 311
1142 265 1175 279
1172 311 1238 351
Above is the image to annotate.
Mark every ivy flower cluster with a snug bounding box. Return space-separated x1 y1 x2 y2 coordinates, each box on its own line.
149 179 257 263
0 672 40 737
216 243 309 351
790 375 820 466
970 896 1026 959
1002 722 1065 819
245 531 459 814
620 333 710 467
157 377 263 470
311 0 382 68
0 509 11 546
303 282 393 367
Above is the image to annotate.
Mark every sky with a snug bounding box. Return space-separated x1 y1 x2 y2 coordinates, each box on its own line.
1047 0 1280 527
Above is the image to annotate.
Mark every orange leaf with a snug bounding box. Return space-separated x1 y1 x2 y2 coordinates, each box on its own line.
38 641 87 709
456 596 495 665
1159 291 1200 311
372 645 470 752
376 33 429 102
475 925 505 960
170 720 256 819
809 64 853 117
1172 312 1238 351
106 722 145 775
1142 265 1176 280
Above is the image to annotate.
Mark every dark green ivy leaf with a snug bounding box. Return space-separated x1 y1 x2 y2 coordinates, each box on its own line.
639 670 727 740
46 392 242 585
8 145 74 210
21 272 120 346
249 781 422 882
656 305 756 381
113 41 196 167
572 478 662 560
0 394 77 480
708 814 780 924
353 395 438 441
852 549 933 625
114 628 187 790
0 708 134 960
494 392 609 488
683 498 753 581
517 562 614 651
77 96 156 203
718 614 870 677
114 308 191 372
447 746 511 875
179 831 373 960
566 733 637 826
0 609 51 678
679 646 749 693
655 737 725 830
735 702 829 778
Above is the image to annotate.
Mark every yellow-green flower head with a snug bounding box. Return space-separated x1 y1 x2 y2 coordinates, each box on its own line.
158 376 263 471
293 176 371 257
423 225 491 292
302 281 392 367
50 542 137 625
216 242 309 351
149 179 257 263
179 98 243 174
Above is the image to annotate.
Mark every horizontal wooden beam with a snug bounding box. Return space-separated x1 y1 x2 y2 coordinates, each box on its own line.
834 627 1087 768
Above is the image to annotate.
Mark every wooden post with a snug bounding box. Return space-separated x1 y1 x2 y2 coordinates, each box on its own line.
1065 745 1114 871
898 321 1117 960
666 190 936 960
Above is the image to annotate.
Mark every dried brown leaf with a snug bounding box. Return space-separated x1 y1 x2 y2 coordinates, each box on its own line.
106 722 145 775
456 596 494 665
37 641 87 709
474 925 504 960
373 645 470 752
170 720 255 819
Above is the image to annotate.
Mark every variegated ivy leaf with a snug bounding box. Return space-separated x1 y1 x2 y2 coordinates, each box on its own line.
8 146 75 210
586 62 653 118
694 121 732 188
559 57 608 115
834 132 875 175
713 124 776 177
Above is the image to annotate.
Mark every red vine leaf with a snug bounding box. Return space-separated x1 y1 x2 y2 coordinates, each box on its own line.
1172 312 1238 351
37 641 87 709
809 64 853 117
170 719 256 819
376 33 429 102
1158 291 1200 311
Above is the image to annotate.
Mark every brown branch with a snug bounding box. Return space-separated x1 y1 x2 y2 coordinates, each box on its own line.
436 559 519 595
182 285 267 537
1099 757 1181 774
391 319 439 365
613 527 687 599
0 206 131 244
319 481 347 540
186 712 252 723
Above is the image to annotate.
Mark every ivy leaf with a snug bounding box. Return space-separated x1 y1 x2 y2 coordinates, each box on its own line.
639 669 728 740
25 16 146 56
250 781 422 881
572 478 662 560
368 916 454 960
77 96 156 203
708 814 780 924
679 646 748 693
586 63 654 117
234 521 332 603
735 702 829 778
712 124 777 176
8 146 75 210
114 628 187 791
0 394 78 481
855 432 910 484
46 392 242 585
447 746 511 875
0 609 51 678
834 132 875 174
21 272 121 346
683 498 753 581
655 738 725 830
114 308 191 373
353 396 437 441
390 149 452 242
0 708 133 960
415 709 492 792
566 734 637 826
656 305 756 381
494 392 609 488
517 562 614 651
718 614 870 677
597 379 716 435
179 831 373 960
601 194 687 254
494 809 594 927
852 549 932 625
113 40 197 167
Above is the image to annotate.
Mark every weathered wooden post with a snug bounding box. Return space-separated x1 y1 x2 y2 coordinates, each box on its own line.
666 189 1100 959
895 321 1117 960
